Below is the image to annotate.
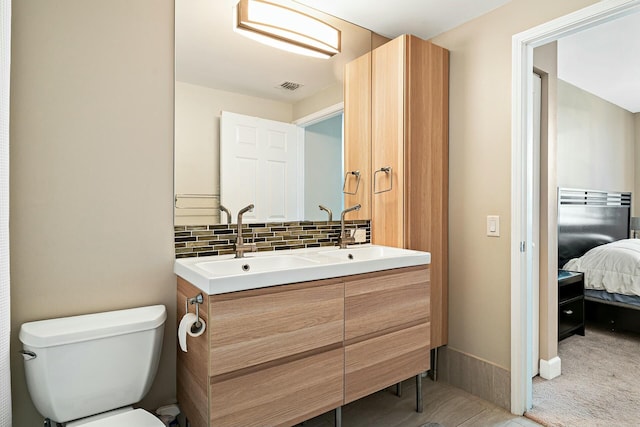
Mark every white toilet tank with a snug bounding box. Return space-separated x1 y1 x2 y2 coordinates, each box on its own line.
19 305 167 424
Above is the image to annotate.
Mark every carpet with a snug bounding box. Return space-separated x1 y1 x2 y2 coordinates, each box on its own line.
525 324 640 426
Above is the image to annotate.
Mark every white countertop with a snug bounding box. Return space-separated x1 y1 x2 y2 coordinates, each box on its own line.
174 244 431 294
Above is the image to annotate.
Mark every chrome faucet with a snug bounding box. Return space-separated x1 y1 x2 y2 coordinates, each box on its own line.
219 204 231 224
235 204 257 258
319 204 333 222
339 204 361 249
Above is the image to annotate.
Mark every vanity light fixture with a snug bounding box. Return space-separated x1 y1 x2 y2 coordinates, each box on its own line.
234 0 341 59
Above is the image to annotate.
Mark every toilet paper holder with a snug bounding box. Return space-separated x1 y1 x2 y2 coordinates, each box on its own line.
185 293 204 332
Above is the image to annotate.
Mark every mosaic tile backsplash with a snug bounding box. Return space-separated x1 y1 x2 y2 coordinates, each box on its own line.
175 220 371 258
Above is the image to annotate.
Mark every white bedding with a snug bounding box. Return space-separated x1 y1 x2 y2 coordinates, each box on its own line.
563 238 640 297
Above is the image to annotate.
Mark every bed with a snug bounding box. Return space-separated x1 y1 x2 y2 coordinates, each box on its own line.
557 188 640 332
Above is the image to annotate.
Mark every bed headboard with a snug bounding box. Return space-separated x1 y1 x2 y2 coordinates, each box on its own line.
558 188 631 268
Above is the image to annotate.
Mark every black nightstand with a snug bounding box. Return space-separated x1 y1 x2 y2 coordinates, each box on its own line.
558 270 585 341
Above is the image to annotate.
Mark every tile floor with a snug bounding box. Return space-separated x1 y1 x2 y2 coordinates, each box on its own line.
301 377 541 427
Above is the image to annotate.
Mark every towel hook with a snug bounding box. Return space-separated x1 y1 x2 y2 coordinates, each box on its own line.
373 166 393 194
342 170 361 195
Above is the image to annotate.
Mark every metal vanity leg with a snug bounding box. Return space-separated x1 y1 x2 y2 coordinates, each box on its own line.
396 381 403 397
335 406 342 427
416 374 423 413
433 347 438 381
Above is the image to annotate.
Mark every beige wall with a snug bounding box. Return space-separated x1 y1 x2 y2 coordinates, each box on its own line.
292 82 343 121
557 80 636 192
431 0 597 369
10 1 175 426
174 81 293 225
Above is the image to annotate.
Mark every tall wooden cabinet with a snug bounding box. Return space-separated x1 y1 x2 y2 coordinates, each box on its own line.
344 34 449 348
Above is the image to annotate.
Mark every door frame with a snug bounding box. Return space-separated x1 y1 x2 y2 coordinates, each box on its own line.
510 0 640 415
531 72 541 378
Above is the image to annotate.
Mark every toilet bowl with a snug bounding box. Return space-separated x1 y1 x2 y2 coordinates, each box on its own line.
19 305 167 426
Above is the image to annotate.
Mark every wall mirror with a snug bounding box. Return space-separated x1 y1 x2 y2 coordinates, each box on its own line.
174 0 375 225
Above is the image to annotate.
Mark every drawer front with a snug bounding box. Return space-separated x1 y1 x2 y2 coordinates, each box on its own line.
345 266 429 341
209 280 344 376
210 348 344 427
345 322 430 404
559 297 584 337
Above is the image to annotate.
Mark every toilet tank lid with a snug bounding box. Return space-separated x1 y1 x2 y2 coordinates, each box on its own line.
19 305 167 348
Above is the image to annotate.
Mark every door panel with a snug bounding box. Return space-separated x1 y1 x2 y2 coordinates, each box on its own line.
220 111 301 222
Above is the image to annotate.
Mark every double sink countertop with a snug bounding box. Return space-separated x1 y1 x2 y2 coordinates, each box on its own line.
174 244 431 295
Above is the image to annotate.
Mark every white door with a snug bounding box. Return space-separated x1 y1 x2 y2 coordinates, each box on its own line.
532 73 541 377
220 111 301 222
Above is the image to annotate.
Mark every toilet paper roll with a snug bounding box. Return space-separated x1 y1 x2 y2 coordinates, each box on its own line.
178 312 206 352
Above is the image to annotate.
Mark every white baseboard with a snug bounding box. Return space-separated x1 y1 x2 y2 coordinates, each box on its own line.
539 356 561 380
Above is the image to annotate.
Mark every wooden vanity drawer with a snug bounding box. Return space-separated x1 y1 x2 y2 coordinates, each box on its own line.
208 279 344 376
345 322 430 404
210 348 344 427
345 266 429 341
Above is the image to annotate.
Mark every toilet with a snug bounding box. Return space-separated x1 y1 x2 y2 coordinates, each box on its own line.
19 305 167 426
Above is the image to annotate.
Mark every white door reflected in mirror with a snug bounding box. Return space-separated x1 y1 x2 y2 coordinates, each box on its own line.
220 111 302 223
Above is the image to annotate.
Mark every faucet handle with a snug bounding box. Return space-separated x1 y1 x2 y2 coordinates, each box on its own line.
247 233 257 253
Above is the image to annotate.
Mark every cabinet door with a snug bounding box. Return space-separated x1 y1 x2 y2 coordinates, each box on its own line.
404 36 450 348
371 36 405 248
344 52 371 219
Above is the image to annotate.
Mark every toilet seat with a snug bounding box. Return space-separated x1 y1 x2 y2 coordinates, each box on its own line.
67 408 165 427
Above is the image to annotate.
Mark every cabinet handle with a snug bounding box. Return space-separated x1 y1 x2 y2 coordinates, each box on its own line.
562 309 573 315
373 166 393 194
342 170 361 195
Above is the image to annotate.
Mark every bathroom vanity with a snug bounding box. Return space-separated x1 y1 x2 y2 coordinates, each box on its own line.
175 246 430 427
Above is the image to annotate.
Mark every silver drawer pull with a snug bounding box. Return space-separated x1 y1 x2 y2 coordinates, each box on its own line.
562 309 573 315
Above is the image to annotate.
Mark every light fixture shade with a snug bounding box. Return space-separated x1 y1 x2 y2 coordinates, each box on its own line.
235 0 341 59
631 216 640 230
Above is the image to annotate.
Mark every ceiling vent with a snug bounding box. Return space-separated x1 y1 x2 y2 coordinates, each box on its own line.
278 81 303 91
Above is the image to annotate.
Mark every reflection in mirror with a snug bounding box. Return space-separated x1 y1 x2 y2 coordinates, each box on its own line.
174 0 373 225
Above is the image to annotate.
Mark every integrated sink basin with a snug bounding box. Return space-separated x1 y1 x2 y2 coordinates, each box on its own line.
195 255 320 276
174 244 431 295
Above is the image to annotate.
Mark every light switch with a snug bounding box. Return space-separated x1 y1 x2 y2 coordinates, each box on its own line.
487 215 500 237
